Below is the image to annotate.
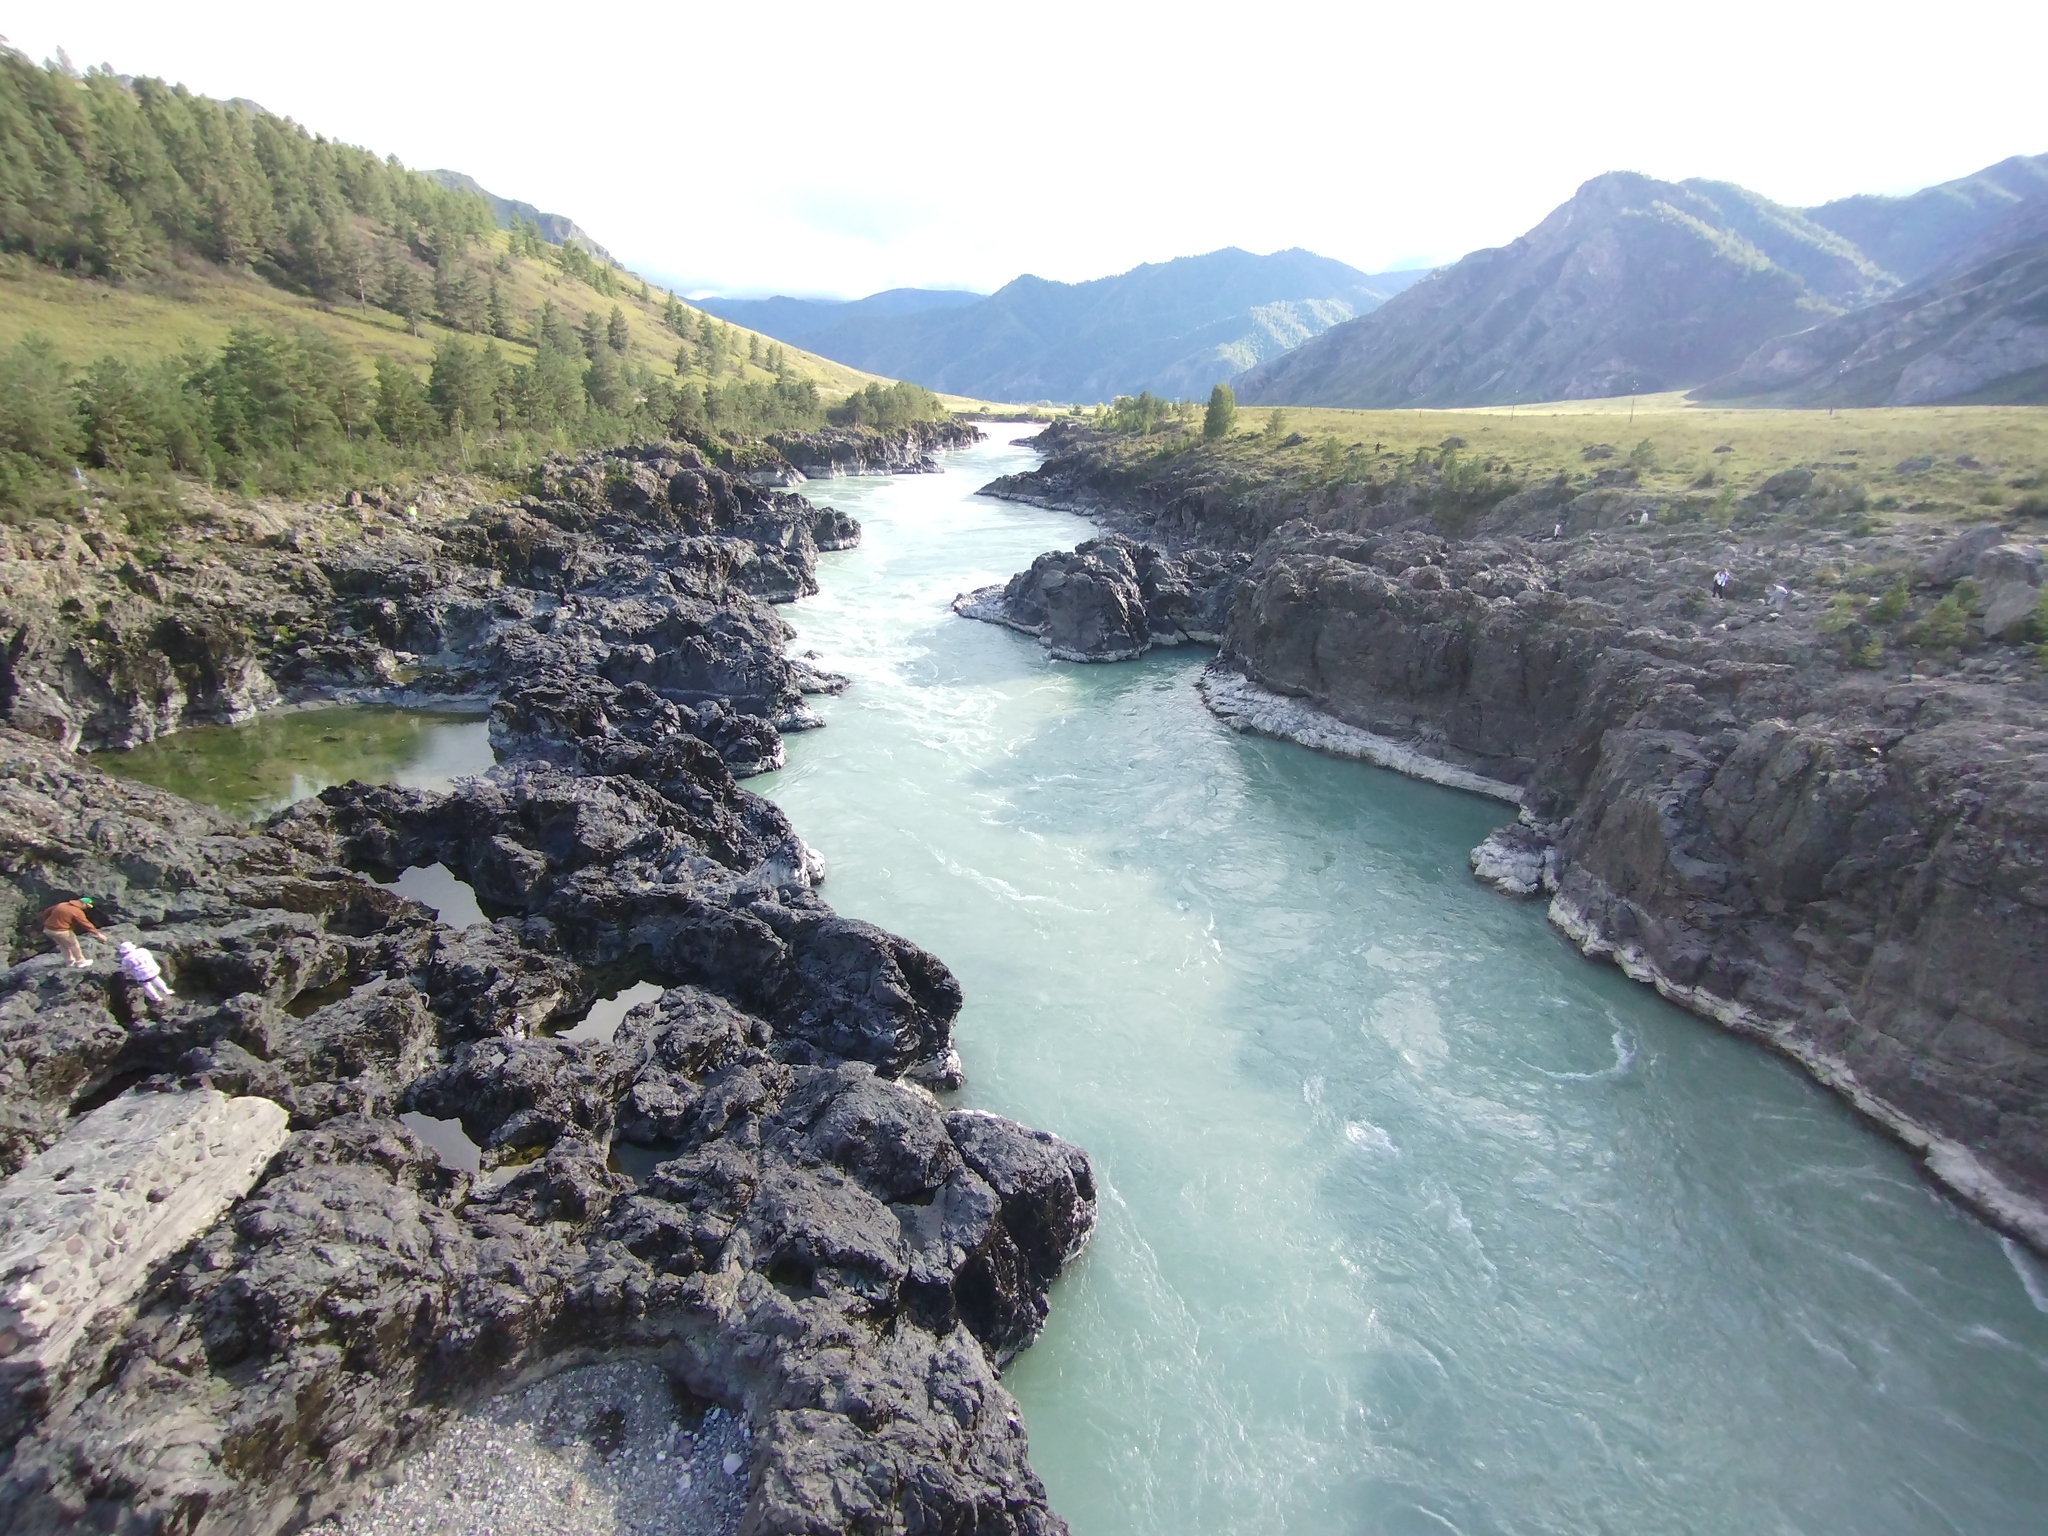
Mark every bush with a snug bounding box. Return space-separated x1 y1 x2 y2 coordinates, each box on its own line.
1868 577 1909 624
1101 391 1184 435
1910 580 1980 650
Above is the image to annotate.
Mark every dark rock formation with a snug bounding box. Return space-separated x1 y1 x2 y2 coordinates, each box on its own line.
0 432 1094 1533
766 420 983 479
953 534 1245 660
977 425 2048 1251
0 707 1092 1533
0 440 856 763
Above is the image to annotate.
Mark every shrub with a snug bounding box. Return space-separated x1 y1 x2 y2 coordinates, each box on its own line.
1868 577 1909 624
1910 580 1979 650
1816 594 1864 636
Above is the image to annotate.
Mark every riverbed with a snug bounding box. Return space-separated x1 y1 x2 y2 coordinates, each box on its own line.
108 431 2048 1534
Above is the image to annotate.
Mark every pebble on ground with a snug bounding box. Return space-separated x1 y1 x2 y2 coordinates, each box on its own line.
315 1359 750 1536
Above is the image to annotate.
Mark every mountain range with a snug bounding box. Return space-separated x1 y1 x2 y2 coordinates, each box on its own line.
701 250 1426 403
1239 154 2048 409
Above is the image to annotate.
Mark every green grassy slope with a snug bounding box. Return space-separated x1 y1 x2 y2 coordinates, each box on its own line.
1118 395 2048 528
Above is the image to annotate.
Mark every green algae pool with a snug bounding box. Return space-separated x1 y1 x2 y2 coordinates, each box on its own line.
100 705 494 823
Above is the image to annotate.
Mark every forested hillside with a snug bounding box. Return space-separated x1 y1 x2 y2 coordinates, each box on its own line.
0 49 926 517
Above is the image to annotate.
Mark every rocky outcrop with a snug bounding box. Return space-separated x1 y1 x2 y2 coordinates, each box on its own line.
0 699 1092 1533
978 426 2048 1251
0 440 857 760
953 534 1245 661
0 430 1095 1533
765 421 983 479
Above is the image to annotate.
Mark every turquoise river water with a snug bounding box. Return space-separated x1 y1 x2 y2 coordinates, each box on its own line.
107 430 2048 1533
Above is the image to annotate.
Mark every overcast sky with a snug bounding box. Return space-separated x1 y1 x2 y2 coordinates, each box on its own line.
12 0 2047 299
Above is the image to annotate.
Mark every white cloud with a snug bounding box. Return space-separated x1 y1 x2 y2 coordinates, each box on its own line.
13 0 2046 298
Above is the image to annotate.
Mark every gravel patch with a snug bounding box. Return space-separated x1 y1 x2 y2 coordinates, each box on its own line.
318 1360 749 1536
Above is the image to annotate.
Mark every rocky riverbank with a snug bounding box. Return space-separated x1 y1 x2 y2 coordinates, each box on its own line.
0 426 1093 1534
767 420 983 480
973 422 2048 1249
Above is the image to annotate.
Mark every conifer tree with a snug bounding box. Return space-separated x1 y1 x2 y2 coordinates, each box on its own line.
1203 383 1237 440
607 305 630 353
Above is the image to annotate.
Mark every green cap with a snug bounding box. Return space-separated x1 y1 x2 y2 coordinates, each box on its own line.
79 897 93 906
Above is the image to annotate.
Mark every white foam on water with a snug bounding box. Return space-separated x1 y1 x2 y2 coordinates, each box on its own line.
1344 1121 1400 1157
2001 1237 2048 1314
1531 1028 1637 1082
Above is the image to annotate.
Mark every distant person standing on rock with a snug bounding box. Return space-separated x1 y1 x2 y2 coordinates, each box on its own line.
40 897 101 967
1714 569 1732 599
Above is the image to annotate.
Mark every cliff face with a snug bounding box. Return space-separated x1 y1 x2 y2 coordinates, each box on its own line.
0 434 1093 1534
979 428 2048 1247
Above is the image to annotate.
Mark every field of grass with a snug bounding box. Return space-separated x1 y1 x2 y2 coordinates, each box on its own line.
1230 397 2048 525
0 232 883 398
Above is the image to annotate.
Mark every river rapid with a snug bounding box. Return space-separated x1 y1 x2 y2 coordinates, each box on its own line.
104 430 2048 1534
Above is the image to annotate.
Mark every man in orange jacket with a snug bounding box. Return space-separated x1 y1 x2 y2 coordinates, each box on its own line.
40 897 101 968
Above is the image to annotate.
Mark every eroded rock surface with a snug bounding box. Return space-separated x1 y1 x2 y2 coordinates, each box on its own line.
0 428 1093 1535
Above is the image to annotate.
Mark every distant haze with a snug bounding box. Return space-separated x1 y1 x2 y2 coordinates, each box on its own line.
15 1 2047 298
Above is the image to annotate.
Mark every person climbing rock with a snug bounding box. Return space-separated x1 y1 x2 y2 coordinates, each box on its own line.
40 896 101 967
116 940 175 1006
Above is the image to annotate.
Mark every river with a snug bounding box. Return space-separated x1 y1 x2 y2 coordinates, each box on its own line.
107 429 2048 1534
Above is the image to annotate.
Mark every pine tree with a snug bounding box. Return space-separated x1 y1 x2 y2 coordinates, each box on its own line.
1203 383 1237 440
487 278 511 339
607 305 630 353
374 356 436 445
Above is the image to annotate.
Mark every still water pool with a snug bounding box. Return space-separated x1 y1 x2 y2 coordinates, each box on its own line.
102 705 492 822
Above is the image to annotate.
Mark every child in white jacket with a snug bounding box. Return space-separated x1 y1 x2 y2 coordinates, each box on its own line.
116 940 174 1005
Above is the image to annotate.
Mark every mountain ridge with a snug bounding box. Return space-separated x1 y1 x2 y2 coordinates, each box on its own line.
1239 154 2048 410
706 248 1427 403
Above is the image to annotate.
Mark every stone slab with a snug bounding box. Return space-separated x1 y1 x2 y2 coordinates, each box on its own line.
0 1088 290 1392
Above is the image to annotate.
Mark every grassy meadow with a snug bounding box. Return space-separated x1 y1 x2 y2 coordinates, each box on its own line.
1222 396 2048 525
0 232 881 400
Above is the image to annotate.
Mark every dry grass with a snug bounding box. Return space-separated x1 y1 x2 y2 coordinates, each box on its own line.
0 233 883 397
1231 398 2048 525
